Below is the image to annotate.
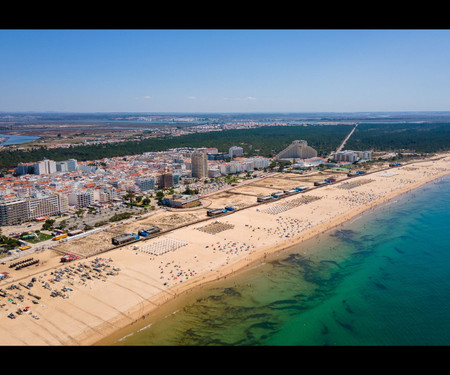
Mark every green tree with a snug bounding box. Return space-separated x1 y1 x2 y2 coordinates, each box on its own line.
42 219 55 231
57 219 67 230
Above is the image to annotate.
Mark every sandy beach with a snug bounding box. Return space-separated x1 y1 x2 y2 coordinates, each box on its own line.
1 154 450 345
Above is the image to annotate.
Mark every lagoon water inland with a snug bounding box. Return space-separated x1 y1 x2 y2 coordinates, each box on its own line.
113 174 450 346
0 133 40 145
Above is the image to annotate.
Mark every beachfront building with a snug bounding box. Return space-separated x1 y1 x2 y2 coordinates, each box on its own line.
161 194 200 208
275 140 318 161
0 193 68 225
333 150 372 163
191 149 208 178
0 197 28 225
292 157 325 168
218 156 270 176
26 193 67 220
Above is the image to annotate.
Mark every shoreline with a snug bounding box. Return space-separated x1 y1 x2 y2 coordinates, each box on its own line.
1 155 449 346
93 166 450 346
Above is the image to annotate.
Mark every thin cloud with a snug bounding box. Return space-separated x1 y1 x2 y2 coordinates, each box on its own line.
223 96 258 101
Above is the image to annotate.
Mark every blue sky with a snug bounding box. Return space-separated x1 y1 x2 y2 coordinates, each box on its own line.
1 29 450 113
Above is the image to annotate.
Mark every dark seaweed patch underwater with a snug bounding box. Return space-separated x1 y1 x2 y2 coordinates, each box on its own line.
115 174 450 346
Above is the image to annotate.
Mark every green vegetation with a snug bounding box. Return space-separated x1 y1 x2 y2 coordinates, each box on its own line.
182 186 199 195
345 122 450 153
0 235 21 251
94 220 109 227
25 232 53 243
109 212 133 222
0 125 351 168
2 122 450 170
41 219 55 231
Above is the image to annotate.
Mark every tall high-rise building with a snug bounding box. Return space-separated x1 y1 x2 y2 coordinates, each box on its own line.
56 161 68 172
67 159 78 172
191 149 208 178
162 171 173 188
33 159 57 175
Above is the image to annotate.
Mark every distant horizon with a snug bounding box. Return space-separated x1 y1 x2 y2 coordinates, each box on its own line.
2 110 450 115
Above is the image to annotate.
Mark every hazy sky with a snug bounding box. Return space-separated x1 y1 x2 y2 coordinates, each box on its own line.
1 29 450 113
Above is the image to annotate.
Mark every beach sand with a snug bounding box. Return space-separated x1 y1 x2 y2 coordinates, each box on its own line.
1 154 450 345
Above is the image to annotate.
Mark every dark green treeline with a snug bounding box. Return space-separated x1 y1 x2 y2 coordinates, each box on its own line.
2 122 450 169
345 122 450 153
0 125 351 168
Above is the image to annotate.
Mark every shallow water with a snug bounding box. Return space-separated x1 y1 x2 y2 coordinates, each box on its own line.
114 174 450 346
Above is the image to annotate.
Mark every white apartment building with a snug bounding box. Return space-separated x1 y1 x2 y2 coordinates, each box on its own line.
333 150 372 163
68 191 93 208
252 157 270 169
0 193 68 225
34 159 57 175
219 157 270 175
56 161 68 172
27 193 63 220
0 198 28 226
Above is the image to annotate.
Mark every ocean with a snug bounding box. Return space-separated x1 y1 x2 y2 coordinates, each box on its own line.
113 173 450 346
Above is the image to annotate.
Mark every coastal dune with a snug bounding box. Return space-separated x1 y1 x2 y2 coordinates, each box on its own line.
1 154 450 345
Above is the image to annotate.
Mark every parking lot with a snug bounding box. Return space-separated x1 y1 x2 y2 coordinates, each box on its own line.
60 203 149 230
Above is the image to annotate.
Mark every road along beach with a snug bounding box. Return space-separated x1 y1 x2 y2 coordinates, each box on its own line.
1 154 450 345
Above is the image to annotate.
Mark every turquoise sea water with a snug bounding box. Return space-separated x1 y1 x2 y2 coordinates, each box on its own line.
115 174 450 346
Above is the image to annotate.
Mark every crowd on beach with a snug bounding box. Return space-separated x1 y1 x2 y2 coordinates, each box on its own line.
337 179 374 190
336 190 384 208
207 239 256 255
196 221 235 235
245 215 313 241
0 257 120 321
3 159 450 332
159 260 198 287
